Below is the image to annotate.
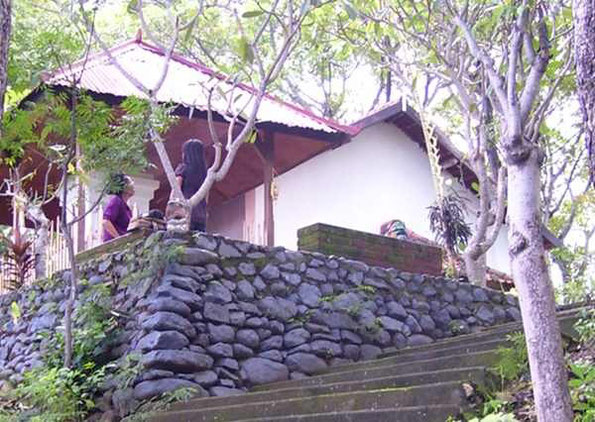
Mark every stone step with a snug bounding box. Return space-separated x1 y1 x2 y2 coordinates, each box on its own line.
252 350 499 391
234 405 463 422
378 324 524 358
251 338 508 391
146 309 584 422
149 381 470 422
170 366 490 412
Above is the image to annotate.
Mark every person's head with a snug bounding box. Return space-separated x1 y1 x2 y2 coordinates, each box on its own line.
182 139 206 177
108 173 135 200
148 209 164 220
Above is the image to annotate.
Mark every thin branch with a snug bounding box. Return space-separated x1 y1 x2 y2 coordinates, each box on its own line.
453 15 508 114
519 6 551 122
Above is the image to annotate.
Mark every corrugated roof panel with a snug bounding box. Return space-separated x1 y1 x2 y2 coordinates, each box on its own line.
47 41 357 136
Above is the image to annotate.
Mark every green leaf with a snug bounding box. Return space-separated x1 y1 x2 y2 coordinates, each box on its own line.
10 301 21 324
184 15 198 44
374 21 382 38
237 37 255 64
245 130 258 144
127 0 139 14
242 10 264 18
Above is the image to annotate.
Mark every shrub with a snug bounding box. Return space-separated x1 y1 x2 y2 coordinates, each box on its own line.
14 367 90 421
495 332 528 381
575 308 595 347
570 362 595 421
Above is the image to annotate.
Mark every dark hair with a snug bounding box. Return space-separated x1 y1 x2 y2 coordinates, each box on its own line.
181 139 207 181
148 209 164 219
107 173 131 195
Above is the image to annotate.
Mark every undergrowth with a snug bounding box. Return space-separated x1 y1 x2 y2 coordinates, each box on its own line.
1 282 119 421
452 309 595 422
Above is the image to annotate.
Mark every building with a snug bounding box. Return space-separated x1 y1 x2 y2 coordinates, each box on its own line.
0 35 513 279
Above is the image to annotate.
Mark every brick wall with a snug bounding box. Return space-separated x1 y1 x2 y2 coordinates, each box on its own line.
297 223 443 276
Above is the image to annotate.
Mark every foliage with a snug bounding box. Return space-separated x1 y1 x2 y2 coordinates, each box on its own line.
12 366 100 422
0 233 35 291
5 282 119 420
549 190 595 292
121 387 198 422
43 282 118 368
495 332 529 382
570 362 595 421
7 1 85 104
557 278 595 306
33 91 149 178
120 241 185 287
0 106 43 166
575 308 595 347
448 320 467 335
10 301 21 324
427 190 472 255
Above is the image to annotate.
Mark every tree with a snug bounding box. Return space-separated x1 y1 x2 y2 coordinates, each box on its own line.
36 88 149 367
443 4 574 420
74 0 327 228
574 0 595 183
344 1 574 420
321 1 509 285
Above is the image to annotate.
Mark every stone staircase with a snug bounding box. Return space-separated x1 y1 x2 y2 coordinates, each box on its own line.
149 311 579 422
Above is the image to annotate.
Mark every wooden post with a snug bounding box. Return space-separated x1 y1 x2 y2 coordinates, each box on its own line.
256 131 275 246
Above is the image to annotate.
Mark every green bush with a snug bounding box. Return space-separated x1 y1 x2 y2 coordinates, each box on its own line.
13 367 92 421
5 283 120 421
570 362 595 421
495 332 528 381
575 308 595 346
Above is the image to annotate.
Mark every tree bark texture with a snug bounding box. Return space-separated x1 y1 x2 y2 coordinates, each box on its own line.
507 151 573 422
464 252 486 285
574 0 595 182
26 205 49 280
0 0 11 125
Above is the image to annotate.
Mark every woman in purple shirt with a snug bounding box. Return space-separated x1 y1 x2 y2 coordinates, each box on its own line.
102 174 135 242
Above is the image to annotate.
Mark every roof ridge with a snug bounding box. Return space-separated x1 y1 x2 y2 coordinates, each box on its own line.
43 37 359 136
43 38 140 83
135 40 359 136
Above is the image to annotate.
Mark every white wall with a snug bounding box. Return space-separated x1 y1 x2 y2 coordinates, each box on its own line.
208 196 245 240
243 123 511 274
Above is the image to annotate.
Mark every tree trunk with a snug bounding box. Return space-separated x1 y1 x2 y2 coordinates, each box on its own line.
507 151 573 422
574 0 595 181
34 221 48 279
62 92 79 369
26 204 49 280
0 0 11 126
464 252 487 285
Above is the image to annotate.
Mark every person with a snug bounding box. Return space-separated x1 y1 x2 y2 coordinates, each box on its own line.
175 139 208 231
102 174 135 242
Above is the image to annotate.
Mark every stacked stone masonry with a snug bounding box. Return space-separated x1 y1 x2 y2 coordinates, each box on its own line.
298 223 444 276
0 230 521 417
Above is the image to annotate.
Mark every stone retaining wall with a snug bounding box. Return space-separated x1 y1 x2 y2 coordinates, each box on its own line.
0 230 520 417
